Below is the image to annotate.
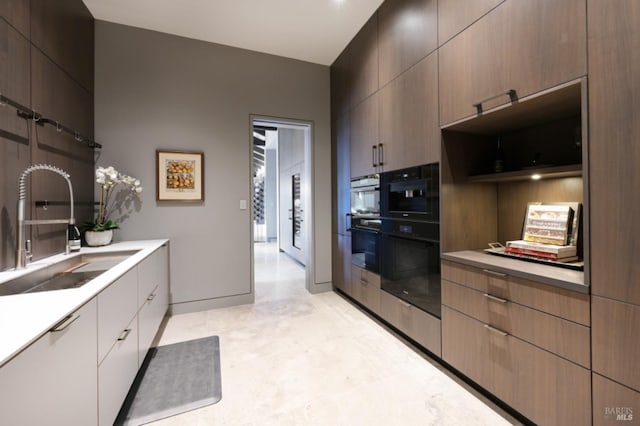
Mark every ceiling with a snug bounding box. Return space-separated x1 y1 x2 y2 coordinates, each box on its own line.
82 0 385 66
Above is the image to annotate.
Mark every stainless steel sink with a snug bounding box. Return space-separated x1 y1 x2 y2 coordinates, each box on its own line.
0 250 139 296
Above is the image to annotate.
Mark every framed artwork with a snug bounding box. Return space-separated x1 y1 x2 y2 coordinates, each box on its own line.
156 150 204 202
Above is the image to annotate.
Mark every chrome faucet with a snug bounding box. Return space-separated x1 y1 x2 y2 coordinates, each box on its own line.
16 164 77 269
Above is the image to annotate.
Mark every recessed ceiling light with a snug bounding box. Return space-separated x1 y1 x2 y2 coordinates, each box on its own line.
531 174 542 180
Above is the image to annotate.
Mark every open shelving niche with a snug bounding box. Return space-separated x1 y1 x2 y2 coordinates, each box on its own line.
440 78 589 288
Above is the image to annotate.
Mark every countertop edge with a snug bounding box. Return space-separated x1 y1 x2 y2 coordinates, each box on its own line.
441 250 589 294
0 239 169 367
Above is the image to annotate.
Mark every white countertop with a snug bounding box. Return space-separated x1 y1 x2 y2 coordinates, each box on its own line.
0 239 169 367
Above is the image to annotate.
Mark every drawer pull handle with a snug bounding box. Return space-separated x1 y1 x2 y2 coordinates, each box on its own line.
482 269 507 278
51 314 80 332
483 293 508 303
473 89 518 113
147 293 156 301
484 324 509 337
360 279 368 285
400 301 412 309
118 328 132 341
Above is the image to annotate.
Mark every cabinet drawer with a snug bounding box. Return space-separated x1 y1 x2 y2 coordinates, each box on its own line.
442 306 591 425
351 265 380 314
98 315 138 426
138 245 166 309
442 260 590 325
380 291 441 356
98 267 138 363
592 296 640 392
592 373 640 426
442 280 589 367
0 300 98 426
138 285 168 367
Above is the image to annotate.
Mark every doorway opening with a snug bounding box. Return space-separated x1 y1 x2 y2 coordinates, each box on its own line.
251 117 314 296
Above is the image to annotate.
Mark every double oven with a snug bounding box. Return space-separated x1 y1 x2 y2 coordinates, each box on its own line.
350 163 441 318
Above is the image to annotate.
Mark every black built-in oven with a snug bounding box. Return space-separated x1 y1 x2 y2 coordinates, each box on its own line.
379 163 441 318
349 175 381 273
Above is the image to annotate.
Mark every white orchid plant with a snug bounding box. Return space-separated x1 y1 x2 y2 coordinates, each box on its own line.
85 166 143 232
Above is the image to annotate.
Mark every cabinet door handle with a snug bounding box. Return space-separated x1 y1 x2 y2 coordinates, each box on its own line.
50 313 80 332
147 293 156 301
482 269 507 278
377 143 384 166
400 301 412 309
483 293 508 303
484 324 509 337
117 328 132 341
473 89 518 113
372 145 378 167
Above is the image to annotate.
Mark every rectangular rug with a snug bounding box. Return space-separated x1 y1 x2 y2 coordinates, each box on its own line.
115 335 222 426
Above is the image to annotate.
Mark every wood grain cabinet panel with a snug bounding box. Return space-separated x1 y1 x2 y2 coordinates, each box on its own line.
380 290 441 356
437 0 503 46
350 93 379 178
346 13 379 109
588 0 640 305
592 373 640 426
378 0 437 87
351 265 380 314
0 0 30 37
379 52 439 170
592 296 640 392
332 234 352 296
30 0 94 92
439 0 586 126
332 112 351 235
442 280 590 367
443 306 591 426
441 260 590 325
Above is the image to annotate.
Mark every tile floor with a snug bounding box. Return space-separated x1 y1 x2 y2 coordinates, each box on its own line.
151 243 521 425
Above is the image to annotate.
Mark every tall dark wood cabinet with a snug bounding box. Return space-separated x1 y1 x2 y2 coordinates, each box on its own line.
588 1 640 423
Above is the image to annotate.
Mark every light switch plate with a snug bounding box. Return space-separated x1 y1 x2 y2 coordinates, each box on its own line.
240 199 247 210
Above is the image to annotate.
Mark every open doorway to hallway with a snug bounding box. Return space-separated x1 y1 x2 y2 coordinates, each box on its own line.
251 117 313 293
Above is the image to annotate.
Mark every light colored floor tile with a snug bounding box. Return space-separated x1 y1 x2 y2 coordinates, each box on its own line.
149 242 519 425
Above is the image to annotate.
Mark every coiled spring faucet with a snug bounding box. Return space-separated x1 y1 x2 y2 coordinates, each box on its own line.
16 164 76 269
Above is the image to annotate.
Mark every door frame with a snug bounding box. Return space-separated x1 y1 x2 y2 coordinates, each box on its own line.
250 115 315 293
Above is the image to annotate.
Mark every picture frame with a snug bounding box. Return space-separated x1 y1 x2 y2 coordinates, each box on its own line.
156 150 204 202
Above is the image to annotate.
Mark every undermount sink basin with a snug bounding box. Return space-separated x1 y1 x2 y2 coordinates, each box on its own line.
0 251 139 296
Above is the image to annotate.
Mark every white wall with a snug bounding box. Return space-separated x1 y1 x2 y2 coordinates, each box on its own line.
94 21 332 312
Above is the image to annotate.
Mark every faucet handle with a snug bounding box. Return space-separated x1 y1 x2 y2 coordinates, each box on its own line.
25 239 33 262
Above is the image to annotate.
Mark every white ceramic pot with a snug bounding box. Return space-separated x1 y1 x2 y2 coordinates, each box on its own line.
84 229 113 247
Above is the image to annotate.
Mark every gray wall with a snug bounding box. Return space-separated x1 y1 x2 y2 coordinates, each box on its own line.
94 21 332 312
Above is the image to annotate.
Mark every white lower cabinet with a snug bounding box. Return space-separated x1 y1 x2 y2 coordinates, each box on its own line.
0 299 98 426
0 243 170 426
98 315 139 426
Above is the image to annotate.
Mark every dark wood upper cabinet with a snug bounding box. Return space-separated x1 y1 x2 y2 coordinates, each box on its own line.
346 13 379 110
331 49 351 123
439 0 586 126
588 0 640 305
437 0 503 46
30 0 94 92
379 52 439 171
0 0 30 38
350 93 379 179
378 0 437 87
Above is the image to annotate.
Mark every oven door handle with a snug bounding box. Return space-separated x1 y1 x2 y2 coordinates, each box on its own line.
350 226 380 235
382 232 438 244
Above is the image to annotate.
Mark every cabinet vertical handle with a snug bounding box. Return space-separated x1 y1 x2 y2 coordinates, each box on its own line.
372 145 378 167
147 293 156 301
378 143 384 166
473 89 518 113
50 314 80 332
484 324 509 336
117 328 132 341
